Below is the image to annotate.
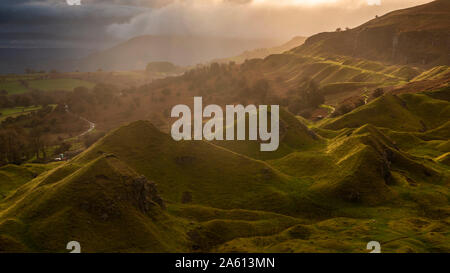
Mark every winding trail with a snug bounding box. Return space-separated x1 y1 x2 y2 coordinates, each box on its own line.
65 105 96 138
77 116 95 137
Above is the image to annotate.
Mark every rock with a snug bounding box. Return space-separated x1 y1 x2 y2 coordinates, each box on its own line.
132 176 166 212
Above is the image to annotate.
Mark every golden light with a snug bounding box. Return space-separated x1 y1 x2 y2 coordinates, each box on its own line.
251 0 341 6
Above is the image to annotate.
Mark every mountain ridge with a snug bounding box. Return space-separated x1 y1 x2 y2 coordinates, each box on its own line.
77 35 283 71
292 0 450 67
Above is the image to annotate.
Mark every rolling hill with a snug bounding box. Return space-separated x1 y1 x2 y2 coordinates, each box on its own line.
0 0 449 253
0 87 448 252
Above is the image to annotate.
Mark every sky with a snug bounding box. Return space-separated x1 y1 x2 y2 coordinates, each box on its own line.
0 0 434 49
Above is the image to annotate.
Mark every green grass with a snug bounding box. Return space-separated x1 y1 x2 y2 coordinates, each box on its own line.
412 66 450 82
0 163 61 201
320 93 450 132
0 156 188 252
0 77 95 95
0 106 43 122
0 86 449 252
0 81 29 95
27 79 95 92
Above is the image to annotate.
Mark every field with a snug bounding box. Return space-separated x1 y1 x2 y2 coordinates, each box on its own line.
0 106 43 121
0 81 29 95
27 79 95 92
0 75 95 95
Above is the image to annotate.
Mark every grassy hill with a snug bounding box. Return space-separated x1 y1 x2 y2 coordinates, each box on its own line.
292 0 450 67
0 155 188 252
0 0 449 254
321 92 450 132
0 75 94 95
0 163 61 202
1 85 448 252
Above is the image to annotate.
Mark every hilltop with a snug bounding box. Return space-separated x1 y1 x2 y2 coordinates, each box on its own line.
213 36 307 64
0 153 188 252
292 0 450 67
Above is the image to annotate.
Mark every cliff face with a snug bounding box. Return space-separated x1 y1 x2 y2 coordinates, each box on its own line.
294 0 450 67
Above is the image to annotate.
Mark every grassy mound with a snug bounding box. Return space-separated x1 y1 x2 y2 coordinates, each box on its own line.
0 155 188 252
72 121 313 214
321 93 450 132
0 163 60 202
0 85 449 252
213 107 323 160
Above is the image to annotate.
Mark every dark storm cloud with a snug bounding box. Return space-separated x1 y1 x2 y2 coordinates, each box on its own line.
107 0 434 41
0 1 142 25
0 0 434 48
0 0 144 48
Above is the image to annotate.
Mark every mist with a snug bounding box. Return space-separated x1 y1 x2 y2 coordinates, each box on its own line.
107 0 434 41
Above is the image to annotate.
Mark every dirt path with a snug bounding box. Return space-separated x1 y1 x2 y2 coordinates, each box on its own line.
77 116 95 137
65 105 96 138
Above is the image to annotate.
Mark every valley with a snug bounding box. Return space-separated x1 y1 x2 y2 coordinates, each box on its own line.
0 0 448 253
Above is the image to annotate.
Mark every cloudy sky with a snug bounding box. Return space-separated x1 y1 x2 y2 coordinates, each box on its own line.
0 0 433 49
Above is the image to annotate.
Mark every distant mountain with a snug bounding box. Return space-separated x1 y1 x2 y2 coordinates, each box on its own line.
77 35 283 71
1 0 449 254
213 36 306 64
292 0 450 67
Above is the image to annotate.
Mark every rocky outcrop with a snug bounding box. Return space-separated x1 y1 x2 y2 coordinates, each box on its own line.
132 176 165 212
294 0 450 67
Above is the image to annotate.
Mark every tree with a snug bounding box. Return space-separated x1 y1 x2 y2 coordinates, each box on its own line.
333 104 352 116
0 127 30 164
297 78 324 108
146 62 177 73
54 142 71 156
252 79 270 103
29 126 49 161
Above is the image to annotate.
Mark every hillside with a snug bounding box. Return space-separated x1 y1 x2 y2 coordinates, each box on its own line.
1 86 449 252
292 0 450 67
321 92 450 132
0 154 188 252
213 36 307 64
78 35 282 71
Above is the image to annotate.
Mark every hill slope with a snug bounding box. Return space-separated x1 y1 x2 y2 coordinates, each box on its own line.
0 155 188 252
292 0 450 67
213 36 306 64
1 87 449 252
78 35 282 71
